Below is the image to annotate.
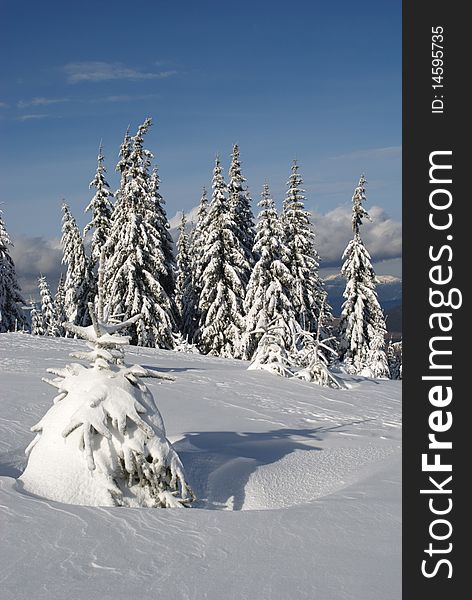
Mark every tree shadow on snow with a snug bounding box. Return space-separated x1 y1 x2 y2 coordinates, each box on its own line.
176 422 365 511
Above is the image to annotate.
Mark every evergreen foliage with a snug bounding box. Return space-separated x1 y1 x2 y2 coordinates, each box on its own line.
30 300 45 336
338 176 388 376
0 209 26 333
38 276 60 337
175 212 194 337
227 144 255 282
294 298 342 388
54 274 67 337
103 118 175 348
188 187 209 341
280 161 330 336
247 321 294 377
61 204 92 327
14 119 400 380
22 303 194 508
84 144 113 269
148 167 176 300
387 339 402 380
115 126 132 190
243 184 296 360
198 157 249 357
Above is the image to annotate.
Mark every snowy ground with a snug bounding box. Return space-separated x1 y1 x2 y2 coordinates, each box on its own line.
0 334 401 600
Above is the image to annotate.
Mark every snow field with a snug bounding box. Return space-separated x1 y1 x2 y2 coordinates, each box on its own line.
0 334 401 599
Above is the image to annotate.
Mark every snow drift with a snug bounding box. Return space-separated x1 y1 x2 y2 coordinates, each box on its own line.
1 334 401 600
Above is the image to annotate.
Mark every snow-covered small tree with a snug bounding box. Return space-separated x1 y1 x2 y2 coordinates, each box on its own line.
172 331 200 354
38 276 60 337
84 144 113 269
242 184 297 360
197 157 249 357
247 321 294 377
61 204 92 327
280 161 331 336
362 315 390 379
227 144 255 283
175 212 194 337
20 303 194 508
103 118 175 348
338 175 388 376
0 209 26 333
30 300 45 336
294 298 343 388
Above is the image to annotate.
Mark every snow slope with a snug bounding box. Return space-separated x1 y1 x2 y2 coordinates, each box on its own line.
0 334 401 600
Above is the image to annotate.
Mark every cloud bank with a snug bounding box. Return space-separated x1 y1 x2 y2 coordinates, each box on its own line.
10 237 63 300
10 204 400 300
311 205 402 267
169 203 401 269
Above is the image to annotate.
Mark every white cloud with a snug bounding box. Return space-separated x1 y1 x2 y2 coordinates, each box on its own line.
92 93 160 103
10 237 63 299
63 61 177 83
311 205 402 266
169 203 401 268
17 97 70 109
17 114 50 122
0 101 9 108
169 206 200 230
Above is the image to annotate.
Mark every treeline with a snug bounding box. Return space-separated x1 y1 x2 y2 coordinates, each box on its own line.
0 118 401 381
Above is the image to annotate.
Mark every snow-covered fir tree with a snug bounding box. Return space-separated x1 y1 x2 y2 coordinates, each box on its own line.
103 118 175 348
61 204 92 327
227 144 255 283
100 125 130 312
197 157 249 357
38 276 60 337
338 175 388 376
148 167 176 301
54 274 67 337
20 303 194 508
84 144 113 269
30 300 45 336
175 212 194 337
188 187 209 341
242 184 297 360
0 209 26 333
115 126 132 197
280 161 331 336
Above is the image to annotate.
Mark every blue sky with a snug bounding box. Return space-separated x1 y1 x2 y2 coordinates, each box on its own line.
0 0 401 289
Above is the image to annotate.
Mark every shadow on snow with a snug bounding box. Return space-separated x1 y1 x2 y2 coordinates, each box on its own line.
176 421 368 511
